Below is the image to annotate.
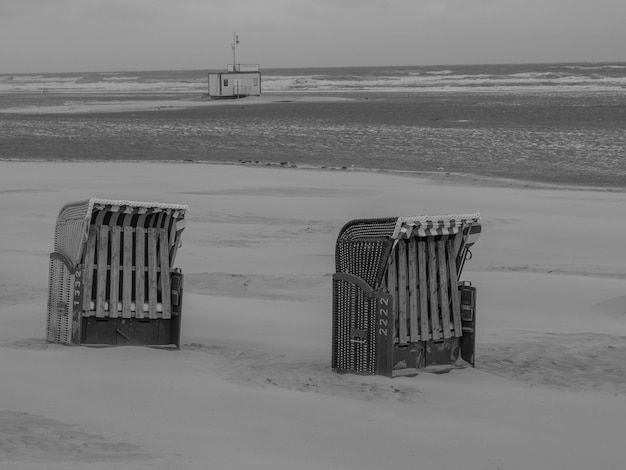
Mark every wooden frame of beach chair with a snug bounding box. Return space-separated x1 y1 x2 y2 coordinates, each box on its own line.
332 214 480 377
46 199 188 348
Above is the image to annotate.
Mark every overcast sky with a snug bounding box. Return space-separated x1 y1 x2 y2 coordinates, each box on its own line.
1 0 624 74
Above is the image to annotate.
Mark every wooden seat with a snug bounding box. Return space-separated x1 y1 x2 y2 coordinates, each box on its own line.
332 214 480 376
47 199 188 347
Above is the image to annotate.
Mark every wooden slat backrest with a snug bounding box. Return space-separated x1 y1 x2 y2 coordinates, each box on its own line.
168 215 180 263
95 225 109 318
408 239 420 342
135 226 146 319
427 240 442 340
384 235 465 344
386 251 397 343
417 240 429 340
438 238 452 339
109 226 121 318
147 228 158 319
122 226 133 318
159 228 171 319
78 209 182 321
82 226 97 313
397 240 409 344
447 237 462 336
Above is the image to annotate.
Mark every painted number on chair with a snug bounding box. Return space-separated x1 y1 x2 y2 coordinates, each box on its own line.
375 292 394 376
378 297 389 337
73 269 83 310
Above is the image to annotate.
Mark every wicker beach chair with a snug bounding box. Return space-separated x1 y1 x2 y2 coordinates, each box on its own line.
332 214 481 377
47 199 188 348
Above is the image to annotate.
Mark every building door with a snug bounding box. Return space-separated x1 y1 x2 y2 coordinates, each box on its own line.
233 79 243 96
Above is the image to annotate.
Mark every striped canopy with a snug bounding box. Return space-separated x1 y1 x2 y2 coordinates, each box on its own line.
391 213 481 244
86 199 189 217
54 198 189 267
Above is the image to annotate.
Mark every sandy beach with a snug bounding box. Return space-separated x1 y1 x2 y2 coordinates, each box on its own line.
1 159 625 469
0 94 353 115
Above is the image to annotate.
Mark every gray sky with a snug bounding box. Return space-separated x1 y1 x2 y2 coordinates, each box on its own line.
1 0 624 73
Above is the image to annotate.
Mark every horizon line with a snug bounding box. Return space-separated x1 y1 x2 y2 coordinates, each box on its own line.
2 60 626 76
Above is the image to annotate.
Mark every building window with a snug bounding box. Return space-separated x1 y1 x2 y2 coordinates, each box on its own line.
223 79 229 86
253 77 259 86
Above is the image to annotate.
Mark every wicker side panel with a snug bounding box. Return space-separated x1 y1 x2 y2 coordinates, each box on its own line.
337 218 397 243
335 218 396 288
335 240 392 288
332 278 378 374
335 218 396 289
46 257 74 344
54 201 91 264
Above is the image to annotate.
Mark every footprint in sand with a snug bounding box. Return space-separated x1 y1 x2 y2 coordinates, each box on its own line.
0 411 151 463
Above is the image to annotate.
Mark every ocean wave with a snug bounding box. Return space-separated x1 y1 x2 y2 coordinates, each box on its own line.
561 64 626 70
1 63 625 94
262 73 626 92
101 75 141 81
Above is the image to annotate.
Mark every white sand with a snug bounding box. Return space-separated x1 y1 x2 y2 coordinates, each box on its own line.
1 161 626 469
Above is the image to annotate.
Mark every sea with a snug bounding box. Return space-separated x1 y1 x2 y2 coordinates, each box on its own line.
1 63 625 188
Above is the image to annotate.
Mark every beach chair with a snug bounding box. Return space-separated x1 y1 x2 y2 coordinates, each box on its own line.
47 199 188 348
332 214 481 377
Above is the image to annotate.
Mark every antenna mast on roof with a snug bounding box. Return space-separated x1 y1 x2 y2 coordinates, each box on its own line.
231 32 239 69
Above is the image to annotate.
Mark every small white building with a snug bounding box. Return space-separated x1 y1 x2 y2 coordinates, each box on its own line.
208 64 261 99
